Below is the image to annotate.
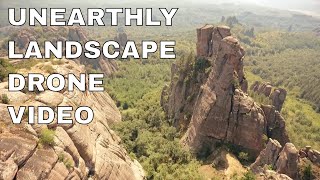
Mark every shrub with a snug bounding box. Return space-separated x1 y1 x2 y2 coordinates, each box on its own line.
0 58 16 81
15 59 39 70
241 170 256 180
39 129 55 146
58 153 65 162
302 164 312 180
262 134 269 144
58 153 74 169
116 101 121 107
64 159 73 169
42 65 55 74
194 57 210 72
1 94 10 104
266 164 275 170
196 144 212 160
238 152 249 163
123 102 129 110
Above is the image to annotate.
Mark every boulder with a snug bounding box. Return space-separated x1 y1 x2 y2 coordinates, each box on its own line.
46 162 70 180
16 148 58 179
299 146 320 165
35 91 64 107
275 143 299 179
250 139 282 174
257 170 292 180
3 26 117 76
0 156 18 180
0 132 37 166
270 88 287 112
261 105 289 146
0 89 30 104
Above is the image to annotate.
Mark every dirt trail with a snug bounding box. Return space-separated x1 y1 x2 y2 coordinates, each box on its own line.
199 150 247 180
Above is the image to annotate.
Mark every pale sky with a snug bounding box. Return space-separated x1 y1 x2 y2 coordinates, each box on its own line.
187 0 320 14
1 0 319 14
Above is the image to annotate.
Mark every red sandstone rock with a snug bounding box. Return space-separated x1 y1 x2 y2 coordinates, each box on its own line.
196 24 214 57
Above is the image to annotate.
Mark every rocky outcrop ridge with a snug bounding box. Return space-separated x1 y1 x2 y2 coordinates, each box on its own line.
261 105 289 146
299 146 320 165
0 26 117 76
162 24 320 179
251 81 287 111
250 139 283 174
257 170 292 180
251 139 298 179
162 25 289 156
251 139 320 179
0 59 144 179
67 27 118 77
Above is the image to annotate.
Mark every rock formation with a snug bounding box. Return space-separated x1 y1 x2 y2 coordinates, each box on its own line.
67 27 118 77
224 16 240 27
0 59 145 179
257 170 293 180
299 146 320 165
162 25 289 156
251 81 287 112
261 105 289 146
114 32 128 49
251 139 299 179
0 26 117 76
251 138 320 179
196 24 214 57
276 143 299 178
250 139 282 174
162 24 320 179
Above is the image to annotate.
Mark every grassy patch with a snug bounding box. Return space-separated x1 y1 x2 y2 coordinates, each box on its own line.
0 94 10 104
0 58 16 81
58 153 74 169
15 59 39 70
39 129 55 146
42 64 56 74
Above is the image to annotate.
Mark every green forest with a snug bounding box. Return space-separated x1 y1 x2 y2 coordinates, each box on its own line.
107 60 204 179
104 15 320 179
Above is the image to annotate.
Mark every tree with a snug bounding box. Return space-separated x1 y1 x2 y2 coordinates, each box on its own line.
123 102 129 110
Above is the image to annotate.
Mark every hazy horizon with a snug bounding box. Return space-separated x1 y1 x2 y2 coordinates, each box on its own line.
1 0 319 15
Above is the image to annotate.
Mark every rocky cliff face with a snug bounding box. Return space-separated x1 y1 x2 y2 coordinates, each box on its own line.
162 24 320 179
0 26 117 76
162 25 289 156
68 27 118 77
0 60 144 179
